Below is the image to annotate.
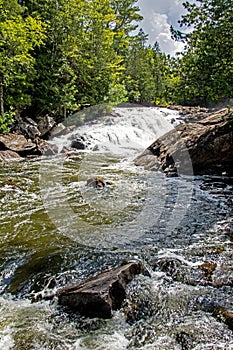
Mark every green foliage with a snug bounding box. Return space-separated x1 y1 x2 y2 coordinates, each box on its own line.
0 0 179 120
23 0 141 118
124 31 173 105
0 0 46 114
0 110 15 133
173 0 233 105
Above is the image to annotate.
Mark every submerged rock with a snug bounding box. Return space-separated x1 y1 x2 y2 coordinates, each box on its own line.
176 331 194 350
86 177 106 189
194 297 233 331
135 108 233 176
57 262 142 318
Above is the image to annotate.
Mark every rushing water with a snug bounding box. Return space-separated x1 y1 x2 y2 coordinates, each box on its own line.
0 107 232 349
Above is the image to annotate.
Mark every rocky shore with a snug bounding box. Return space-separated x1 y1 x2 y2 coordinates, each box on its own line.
135 107 233 176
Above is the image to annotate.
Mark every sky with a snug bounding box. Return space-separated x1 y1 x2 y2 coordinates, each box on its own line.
137 0 187 56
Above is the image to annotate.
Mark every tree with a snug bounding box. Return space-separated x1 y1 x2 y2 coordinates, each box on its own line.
1 0 145 125
173 0 233 105
23 0 141 119
0 0 46 117
124 30 173 105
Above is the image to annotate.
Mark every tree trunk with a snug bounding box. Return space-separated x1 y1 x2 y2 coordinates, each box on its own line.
0 74 4 115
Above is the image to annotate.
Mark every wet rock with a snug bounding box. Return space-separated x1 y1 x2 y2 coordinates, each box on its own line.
212 263 233 287
71 140 85 150
0 150 22 161
176 331 194 350
70 137 85 150
0 133 37 155
0 133 58 159
37 115 56 137
152 257 221 287
14 116 41 139
49 123 66 137
86 177 106 189
135 108 233 175
199 261 217 281
134 149 160 171
35 138 59 156
168 105 210 123
58 262 142 318
194 297 233 331
51 124 77 139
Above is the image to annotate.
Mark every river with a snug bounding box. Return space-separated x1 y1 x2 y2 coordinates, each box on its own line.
0 106 232 349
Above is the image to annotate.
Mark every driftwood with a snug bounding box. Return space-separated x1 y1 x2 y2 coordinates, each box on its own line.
57 262 142 318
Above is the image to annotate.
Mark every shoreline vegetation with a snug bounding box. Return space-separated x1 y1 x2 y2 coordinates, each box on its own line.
0 0 232 134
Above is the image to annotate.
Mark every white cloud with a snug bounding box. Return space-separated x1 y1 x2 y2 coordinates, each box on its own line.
137 0 186 55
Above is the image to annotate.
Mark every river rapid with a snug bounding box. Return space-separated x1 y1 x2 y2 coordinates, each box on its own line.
0 107 232 349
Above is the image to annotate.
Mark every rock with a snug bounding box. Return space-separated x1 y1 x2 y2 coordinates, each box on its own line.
0 150 22 161
176 331 194 350
86 177 106 189
0 133 37 155
135 108 233 175
212 263 233 287
134 149 160 171
49 123 66 137
152 257 221 287
70 137 86 150
35 138 59 156
14 116 41 139
199 261 217 281
37 115 56 137
50 124 76 138
194 297 233 331
0 133 58 159
58 262 142 318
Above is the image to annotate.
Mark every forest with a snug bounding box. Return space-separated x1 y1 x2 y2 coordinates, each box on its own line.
0 0 232 132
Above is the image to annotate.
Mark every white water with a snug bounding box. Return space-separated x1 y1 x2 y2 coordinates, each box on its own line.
0 106 232 349
40 106 193 248
51 106 181 154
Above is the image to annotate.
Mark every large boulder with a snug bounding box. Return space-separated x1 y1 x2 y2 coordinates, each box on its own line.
58 262 142 318
0 133 58 160
0 133 37 155
135 108 233 175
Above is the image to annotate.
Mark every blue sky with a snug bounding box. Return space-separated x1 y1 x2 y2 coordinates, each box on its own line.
137 0 188 55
